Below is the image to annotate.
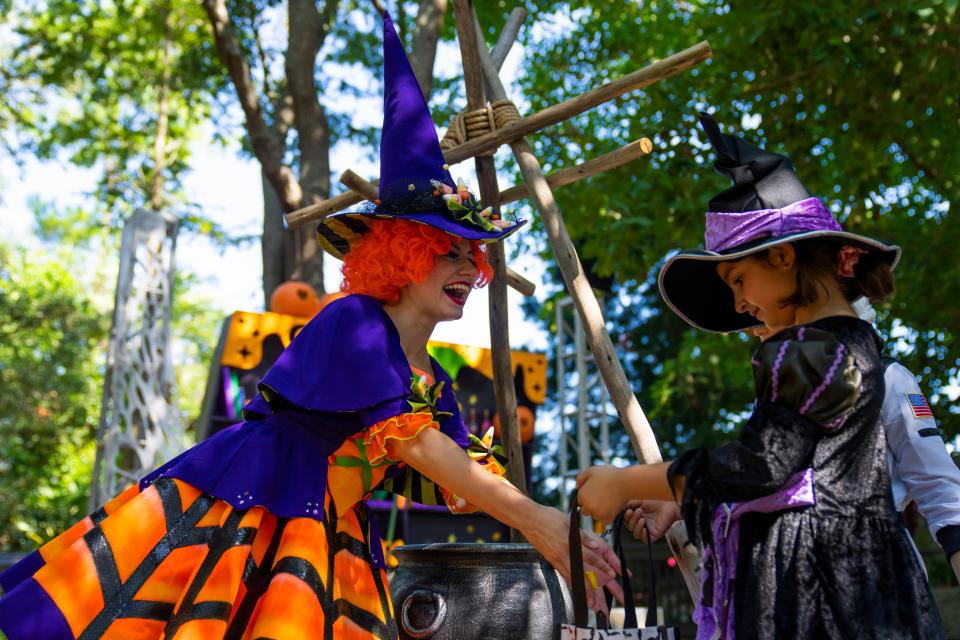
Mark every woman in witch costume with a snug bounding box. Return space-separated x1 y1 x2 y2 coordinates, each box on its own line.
0 13 622 640
576 113 945 638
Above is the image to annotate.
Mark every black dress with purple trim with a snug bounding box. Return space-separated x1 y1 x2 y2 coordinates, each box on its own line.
670 316 945 639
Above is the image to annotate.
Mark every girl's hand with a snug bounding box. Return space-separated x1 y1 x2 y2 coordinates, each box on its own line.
575 466 630 523
523 504 625 612
623 500 681 543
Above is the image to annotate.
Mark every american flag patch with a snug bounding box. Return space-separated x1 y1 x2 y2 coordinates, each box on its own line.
906 393 934 419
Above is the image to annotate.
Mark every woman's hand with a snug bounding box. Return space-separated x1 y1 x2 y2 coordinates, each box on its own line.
623 500 681 543
523 504 624 612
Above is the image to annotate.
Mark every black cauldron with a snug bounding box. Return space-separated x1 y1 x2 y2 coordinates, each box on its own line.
391 543 573 639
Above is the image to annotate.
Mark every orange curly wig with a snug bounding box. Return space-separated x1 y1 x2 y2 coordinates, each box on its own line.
341 218 494 303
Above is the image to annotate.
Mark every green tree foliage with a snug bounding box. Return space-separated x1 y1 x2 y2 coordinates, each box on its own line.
513 0 959 458
6 0 225 216
0 244 108 549
0 218 225 550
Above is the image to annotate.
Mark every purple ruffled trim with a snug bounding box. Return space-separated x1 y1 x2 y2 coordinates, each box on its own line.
770 339 791 402
799 343 846 417
695 469 816 640
705 197 840 253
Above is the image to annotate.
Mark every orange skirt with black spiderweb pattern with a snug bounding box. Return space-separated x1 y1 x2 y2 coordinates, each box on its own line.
3 476 396 639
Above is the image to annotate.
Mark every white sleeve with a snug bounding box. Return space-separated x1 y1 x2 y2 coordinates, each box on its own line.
883 362 960 547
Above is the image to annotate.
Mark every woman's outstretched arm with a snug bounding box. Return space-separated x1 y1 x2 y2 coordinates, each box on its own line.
388 426 624 609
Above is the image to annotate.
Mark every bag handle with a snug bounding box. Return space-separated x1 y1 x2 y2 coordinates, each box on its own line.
568 489 589 627
610 510 662 629
642 522 659 628
568 491 665 631
610 511 638 628
567 491 642 629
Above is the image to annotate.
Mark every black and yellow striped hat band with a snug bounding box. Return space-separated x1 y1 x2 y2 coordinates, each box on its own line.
316 214 374 260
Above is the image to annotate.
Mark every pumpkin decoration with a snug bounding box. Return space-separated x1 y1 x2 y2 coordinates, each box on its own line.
492 405 535 444
316 291 348 314
269 281 323 318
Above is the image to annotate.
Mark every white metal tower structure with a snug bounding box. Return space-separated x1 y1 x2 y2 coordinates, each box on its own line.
89 208 185 510
555 296 616 513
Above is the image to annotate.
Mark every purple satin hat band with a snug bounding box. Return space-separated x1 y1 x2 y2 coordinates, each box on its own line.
705 197 841 253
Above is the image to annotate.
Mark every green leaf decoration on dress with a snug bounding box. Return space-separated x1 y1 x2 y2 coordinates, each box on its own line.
467 428 508 466
408 374 453 422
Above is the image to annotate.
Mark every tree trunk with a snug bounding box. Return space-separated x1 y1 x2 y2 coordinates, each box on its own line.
262 173 286 308
202 0 303 211
261 95 295 307
205 0 449 302
409 0 448 98
285 0 337 294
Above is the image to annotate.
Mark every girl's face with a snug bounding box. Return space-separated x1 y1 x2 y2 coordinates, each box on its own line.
401 238 479 322
717 245 798 330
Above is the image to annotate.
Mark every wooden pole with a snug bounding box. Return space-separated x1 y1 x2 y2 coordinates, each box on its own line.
338 169 378 199
284 40 710 229
497 137 653 205
285 188 372 227
441 39 711 165
472 8 703 599
489 7 526 67
452 0 528 523
339 134 652 217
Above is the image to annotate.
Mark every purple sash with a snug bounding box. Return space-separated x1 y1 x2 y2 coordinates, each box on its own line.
695 468 815 639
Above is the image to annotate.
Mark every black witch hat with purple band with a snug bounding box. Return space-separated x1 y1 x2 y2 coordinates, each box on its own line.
658 112 900 333
317 11 525 260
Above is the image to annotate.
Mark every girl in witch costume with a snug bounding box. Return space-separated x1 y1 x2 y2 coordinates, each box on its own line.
576 113 946 638
0 13 623 640
625 300 960 587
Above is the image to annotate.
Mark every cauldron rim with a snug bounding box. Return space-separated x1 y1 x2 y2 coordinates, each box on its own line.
394 542 536 553
392 542 541 559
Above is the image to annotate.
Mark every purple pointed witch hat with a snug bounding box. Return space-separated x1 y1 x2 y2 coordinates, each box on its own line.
317 11 525 259
657 112 900 333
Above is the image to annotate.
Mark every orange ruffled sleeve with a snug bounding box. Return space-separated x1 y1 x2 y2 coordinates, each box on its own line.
363 411 439 466
328 412 440 517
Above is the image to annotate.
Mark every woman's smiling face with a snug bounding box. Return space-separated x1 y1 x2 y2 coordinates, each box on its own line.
716 245 798 330
400 237 479 323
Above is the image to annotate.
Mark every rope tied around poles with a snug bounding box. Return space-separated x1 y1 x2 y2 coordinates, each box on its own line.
440 100 522 150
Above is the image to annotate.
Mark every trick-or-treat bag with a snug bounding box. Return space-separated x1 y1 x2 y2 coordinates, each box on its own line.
560 490 681 640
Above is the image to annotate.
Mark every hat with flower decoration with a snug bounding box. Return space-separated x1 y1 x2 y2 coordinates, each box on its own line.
657 112 900 333
316 11 525 259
